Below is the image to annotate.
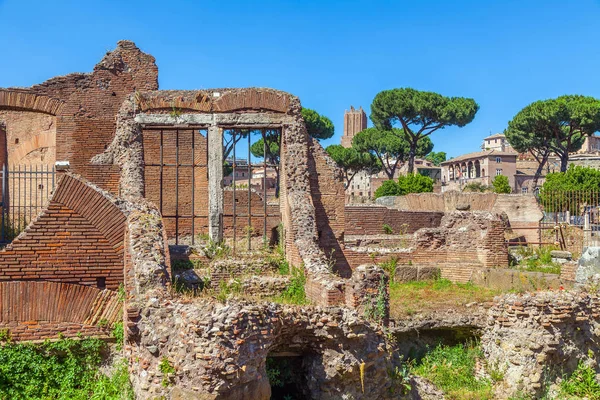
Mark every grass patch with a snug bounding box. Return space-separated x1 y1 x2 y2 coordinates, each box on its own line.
0 337 133 399
389 278 499 319
411 341 493 400
511 246 562 275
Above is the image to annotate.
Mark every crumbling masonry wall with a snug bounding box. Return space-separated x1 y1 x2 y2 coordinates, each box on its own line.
0 41 158 194
482 290 600 398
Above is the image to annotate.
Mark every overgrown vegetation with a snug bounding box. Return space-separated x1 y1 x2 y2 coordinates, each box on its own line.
276 268 308 305
463 182 489 193
364 275 388 323
0 337 133 399
411 341 494 400
511 245 562 275
558 360 600 399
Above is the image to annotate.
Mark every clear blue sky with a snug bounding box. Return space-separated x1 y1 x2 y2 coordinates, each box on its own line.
1 0 599 158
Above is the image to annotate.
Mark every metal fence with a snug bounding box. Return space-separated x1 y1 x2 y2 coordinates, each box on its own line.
537 190 600 251
0 165 56 243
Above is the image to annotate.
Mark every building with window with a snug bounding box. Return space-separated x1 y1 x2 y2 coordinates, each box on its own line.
441 150 517 192
481 133 513 152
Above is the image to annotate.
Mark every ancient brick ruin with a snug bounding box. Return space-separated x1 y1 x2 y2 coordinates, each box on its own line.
0 40 596 399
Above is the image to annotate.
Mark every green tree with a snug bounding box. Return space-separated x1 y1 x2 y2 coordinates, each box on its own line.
491 175 512 194
370 88 478 173
352 128 433 179
398 173 434 194
540 166 600 212
425 151 447 166
325 145 382 188
301 108 335 140
374 180 400 199
250 130 281 195
506 96 600 178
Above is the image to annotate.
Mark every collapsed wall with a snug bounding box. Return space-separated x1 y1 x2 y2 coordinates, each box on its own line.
343 211 509 282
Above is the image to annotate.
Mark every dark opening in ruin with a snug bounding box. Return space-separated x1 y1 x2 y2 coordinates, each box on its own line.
266 354 309 400
96 277 106 289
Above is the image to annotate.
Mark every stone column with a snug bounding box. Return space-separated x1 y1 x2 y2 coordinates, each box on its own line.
208 124 223 242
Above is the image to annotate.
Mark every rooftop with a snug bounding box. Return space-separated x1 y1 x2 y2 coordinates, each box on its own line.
483 133 506 140
441 149 517 165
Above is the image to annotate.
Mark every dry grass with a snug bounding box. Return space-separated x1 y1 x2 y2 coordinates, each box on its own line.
389 279 500 319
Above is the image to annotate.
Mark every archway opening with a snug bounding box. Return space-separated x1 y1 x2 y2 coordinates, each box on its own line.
266 353 310 400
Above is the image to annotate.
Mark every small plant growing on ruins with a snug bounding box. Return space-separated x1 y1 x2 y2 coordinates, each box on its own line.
277 268 308 305
387 363 413 395
169 103 182 118
202 239 231 259
382 224 394 234
97 319 109 328
112 321 124 351
364 275 387 324
0 328 11 343
558 359 600 399
379 257 398 283
325 248 337 274
159 357 176 387
117 283 126 303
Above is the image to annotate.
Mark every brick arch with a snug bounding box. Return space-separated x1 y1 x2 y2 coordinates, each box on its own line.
0 174 128 290
0 281 120 341
0 89 64 115
10 131 55 164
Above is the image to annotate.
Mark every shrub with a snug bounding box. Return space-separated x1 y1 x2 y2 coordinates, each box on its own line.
0 338 133 399
397 173 434 195
382 224 394 234
463 182 488 192
374 180 400 199
492 175 512 194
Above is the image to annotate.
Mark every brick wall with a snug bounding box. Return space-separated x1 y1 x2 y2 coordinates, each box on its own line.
0 175 127 290
223 189 280 237
345 206 443 235
142 128 209 238
0 41 158 195
0 280 120 341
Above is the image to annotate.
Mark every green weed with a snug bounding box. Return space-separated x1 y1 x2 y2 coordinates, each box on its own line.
411 341 493 400
558 360 600 399
276 268 308 305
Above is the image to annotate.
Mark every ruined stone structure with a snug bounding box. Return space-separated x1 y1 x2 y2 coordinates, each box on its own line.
4 40 587 399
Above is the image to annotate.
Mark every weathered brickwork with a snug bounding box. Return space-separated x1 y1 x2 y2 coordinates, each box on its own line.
0 280 120 341
0 174 127 289
345 206 444 235
482 291 600 397
0 41 158 195
343 211 509 283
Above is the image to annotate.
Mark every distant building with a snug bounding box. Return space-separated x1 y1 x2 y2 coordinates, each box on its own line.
481 133 513 152
341 106 367 148
578 134 600 154
441 150 518 192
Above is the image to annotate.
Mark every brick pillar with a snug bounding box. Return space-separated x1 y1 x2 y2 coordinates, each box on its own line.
208 124 223 242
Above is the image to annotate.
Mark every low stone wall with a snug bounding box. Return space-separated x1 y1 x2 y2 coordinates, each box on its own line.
482 291 600 397
471 268 572 291
342 211 509 283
